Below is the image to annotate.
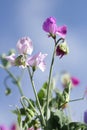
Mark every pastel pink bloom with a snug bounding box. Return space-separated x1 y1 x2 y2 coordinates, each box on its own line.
0 125 9 130
71 77 80 86
27 52 47 72
16 37 33 55
56 25 67 38
42 17 57 34
5 53 16 65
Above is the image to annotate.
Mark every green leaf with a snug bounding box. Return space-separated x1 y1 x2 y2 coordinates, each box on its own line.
62 122 87 130
47 110 69 130
54 82 71 109
38 82 48 106
0 54 10 67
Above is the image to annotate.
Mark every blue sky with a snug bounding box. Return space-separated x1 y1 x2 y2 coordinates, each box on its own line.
0 0 87 127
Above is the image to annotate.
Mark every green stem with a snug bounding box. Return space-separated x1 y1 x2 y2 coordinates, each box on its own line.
27 66 46 126
69 97 84 102
46 39 56 123
20 96 38 114
46 37 64 124
5 68 24 96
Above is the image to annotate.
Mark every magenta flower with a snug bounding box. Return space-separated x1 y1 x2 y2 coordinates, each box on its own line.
42 17 57 35
16 37 33 55
61 72 80 88
5 53 16 65
27 52 47 72
84 110 87 124
71 77 80 86
43 17 67 38
10 124 17 130
56 25 67 38
0 125 9 130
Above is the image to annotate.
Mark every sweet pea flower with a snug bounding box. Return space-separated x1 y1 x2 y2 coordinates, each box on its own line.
42 17 57 35
5 53 16 65
10 124 17 130
61 72 80 88
27 52 47 72
43 17 67 38
56 25 67 38
71 77 80 86
56 41 69 58
84 110 87 124
16 37 33 55
0 125 9 130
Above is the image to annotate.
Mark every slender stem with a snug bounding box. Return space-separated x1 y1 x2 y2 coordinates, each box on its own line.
69 97 84 102
5 68 24 96
20 96 38 114
27 66 46 126
46 39 56 122
46 37 64 124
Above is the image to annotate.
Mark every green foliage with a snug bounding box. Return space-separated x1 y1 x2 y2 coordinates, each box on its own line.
46 110 69 130
62 122 87 130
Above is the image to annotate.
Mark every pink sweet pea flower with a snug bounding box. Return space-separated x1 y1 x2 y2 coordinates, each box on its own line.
10 124 17 130
42 17 57 35
27 52 47 72
5 53 16 65
0 125 9 130
71 77 80 86
61 72 80 88
56 25 67 38
16 37 33 55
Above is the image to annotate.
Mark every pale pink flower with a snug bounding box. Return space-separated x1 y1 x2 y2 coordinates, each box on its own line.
27 52 47 72
16 37 33 55
5 53 16 65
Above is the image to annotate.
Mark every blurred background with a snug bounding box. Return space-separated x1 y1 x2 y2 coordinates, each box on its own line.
0 0 87 127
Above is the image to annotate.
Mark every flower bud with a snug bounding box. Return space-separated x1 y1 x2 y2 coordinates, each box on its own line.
56 41 69 58
15 55 26 67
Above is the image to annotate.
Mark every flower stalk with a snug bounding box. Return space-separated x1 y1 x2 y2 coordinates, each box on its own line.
5 67 24 96
27 66 46 126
